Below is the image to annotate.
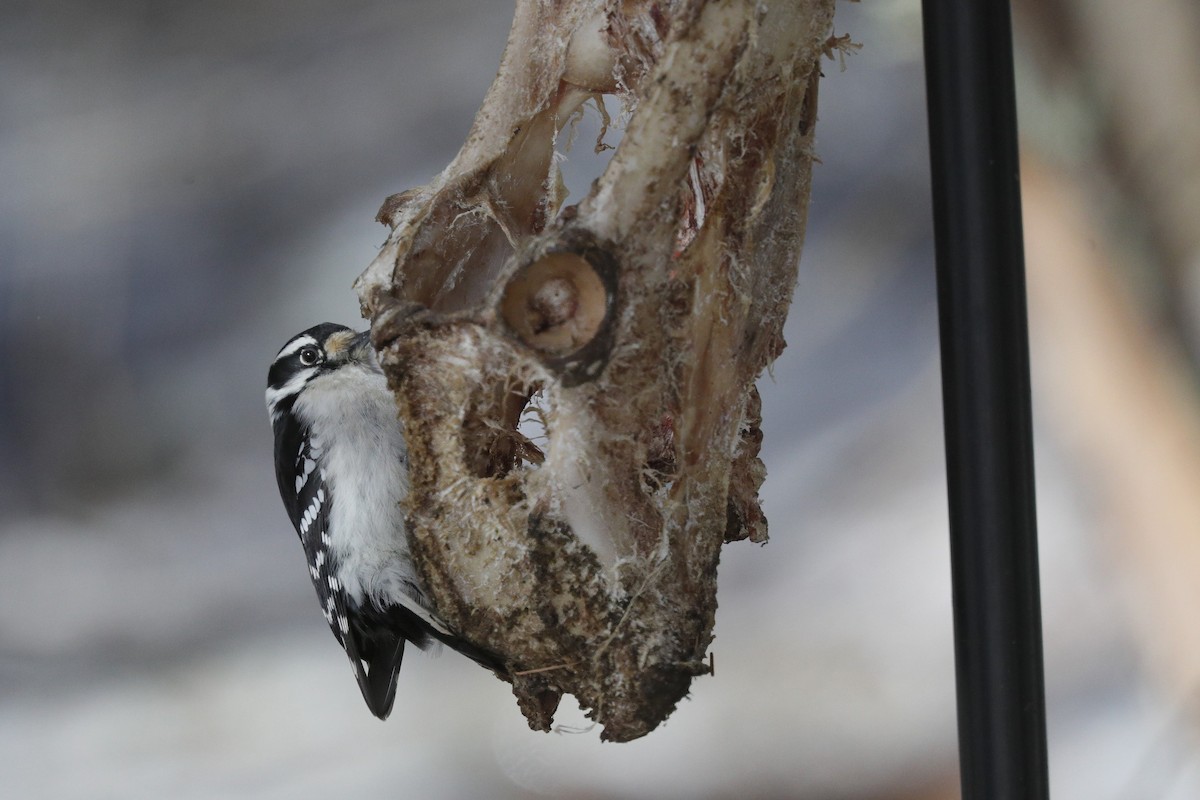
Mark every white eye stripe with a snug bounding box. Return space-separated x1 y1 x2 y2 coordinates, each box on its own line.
274 335 319 361
265 368 317 412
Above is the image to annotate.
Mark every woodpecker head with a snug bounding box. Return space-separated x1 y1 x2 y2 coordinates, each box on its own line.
266 323 377 424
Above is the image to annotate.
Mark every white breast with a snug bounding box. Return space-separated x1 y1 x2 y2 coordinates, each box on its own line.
293 364 437 624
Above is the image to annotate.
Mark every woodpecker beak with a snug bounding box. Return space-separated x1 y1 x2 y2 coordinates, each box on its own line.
349 329 378 367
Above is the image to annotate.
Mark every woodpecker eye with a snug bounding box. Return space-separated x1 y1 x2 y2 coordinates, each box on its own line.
298 346 322 366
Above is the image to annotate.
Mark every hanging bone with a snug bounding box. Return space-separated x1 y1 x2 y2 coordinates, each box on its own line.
355 0 836 742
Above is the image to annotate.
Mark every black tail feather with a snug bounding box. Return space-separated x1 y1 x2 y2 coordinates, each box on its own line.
347 604 506 720
353 635 406 720
379 602 508 677
428 627 507 676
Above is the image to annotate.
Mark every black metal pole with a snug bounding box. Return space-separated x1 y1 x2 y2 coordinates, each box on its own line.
920 1 1050 798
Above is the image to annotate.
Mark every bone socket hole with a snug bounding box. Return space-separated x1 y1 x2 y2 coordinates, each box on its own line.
501 252 607 356
530 278 577 333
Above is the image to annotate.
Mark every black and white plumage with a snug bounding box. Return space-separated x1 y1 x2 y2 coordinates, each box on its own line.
266 322 500 719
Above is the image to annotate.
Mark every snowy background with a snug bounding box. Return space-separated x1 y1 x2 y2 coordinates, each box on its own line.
2 2 1197 798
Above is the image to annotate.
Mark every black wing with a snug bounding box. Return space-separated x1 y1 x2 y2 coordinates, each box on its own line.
274 420 406 719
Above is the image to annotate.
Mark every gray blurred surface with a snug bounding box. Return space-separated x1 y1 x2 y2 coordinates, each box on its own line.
0 2 1187 798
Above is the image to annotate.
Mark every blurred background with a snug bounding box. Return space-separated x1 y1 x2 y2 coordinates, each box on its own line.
3 0 1200 797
